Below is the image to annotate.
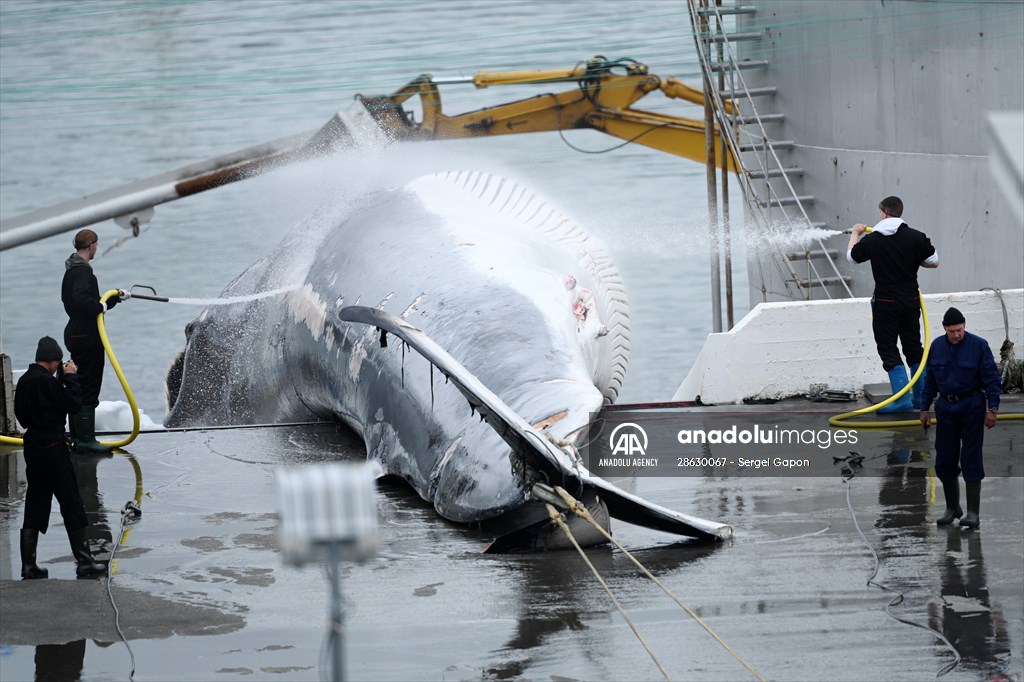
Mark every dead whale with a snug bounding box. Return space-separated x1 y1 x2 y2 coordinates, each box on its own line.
165 170 732 548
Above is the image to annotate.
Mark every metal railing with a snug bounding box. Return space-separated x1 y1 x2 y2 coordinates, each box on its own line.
687 0 853 301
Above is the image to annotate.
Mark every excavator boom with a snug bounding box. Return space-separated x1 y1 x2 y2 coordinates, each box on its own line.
320 56 736 166
0 56 735 250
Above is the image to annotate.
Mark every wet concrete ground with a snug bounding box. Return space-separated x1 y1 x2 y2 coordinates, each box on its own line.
1 398 1022 682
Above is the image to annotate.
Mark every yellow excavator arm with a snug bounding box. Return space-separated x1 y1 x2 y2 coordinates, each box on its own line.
320 56 737 170
0 56 737 250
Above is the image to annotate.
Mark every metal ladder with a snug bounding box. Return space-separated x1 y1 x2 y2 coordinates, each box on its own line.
687 0 852 302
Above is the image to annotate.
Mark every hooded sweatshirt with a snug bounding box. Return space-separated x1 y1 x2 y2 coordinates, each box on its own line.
62 253 105 346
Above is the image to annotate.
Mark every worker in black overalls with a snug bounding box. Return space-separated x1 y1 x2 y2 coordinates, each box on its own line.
919 308 1002 529
847 196 939 412
15 336 107 579
61 228 123 454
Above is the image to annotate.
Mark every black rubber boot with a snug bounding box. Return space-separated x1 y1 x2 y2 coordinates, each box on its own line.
71 406 112 455
67 527 107 577
960 481 981 529
20 529 48 580
67 411 78 444
935 478 962 526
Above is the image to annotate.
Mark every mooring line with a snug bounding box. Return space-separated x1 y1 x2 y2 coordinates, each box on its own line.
553 486 767 682
545 503 671 682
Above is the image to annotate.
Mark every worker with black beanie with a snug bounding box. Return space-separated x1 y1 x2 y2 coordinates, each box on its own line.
919 307 1002 529
14 336 107 579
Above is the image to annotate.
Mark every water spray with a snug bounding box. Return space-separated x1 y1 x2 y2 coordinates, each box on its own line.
125 283 300 307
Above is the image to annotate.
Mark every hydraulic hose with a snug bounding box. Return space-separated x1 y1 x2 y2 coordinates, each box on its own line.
0 288 141 447
830 290 1023 429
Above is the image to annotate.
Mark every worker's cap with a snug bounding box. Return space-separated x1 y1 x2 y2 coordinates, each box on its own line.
35 336 63 362
942 307 966 327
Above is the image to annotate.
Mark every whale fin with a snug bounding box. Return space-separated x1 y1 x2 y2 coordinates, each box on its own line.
338 305 733 541
584 476 733 540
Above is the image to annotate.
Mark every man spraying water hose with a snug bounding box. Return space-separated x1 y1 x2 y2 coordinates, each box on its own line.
61 229 127 454
847 196 939 412
919 308 1002 529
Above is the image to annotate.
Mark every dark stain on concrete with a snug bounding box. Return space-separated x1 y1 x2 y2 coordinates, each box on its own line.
0 580 245 645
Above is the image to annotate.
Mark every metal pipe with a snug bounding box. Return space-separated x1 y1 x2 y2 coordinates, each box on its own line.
701 0 723 333
328 544 344 682
0 130 312 251
717 0 735 330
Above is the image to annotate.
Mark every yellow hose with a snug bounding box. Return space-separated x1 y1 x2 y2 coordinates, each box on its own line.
95 289 141 447
0 289 141 447
830 290 1023 429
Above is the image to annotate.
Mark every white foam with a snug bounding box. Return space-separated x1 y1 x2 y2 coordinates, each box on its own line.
94 401 162 432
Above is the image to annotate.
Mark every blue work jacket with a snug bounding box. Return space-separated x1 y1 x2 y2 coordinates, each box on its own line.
920 331 1001 412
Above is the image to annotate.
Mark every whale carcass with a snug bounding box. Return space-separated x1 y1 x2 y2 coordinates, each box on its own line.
165 170 732 548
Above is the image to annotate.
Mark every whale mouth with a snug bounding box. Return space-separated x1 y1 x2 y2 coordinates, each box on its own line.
341 305 732 543
481 488 610 553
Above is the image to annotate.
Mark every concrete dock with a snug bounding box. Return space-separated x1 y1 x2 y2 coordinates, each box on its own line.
1 399 1022 681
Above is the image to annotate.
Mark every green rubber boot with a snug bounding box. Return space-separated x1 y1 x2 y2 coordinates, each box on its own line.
71 406 112 455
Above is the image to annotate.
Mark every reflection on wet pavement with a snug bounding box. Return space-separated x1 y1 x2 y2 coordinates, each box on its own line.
0 419 1021 681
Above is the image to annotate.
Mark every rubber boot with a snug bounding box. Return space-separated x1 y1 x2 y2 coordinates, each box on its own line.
878 366 914 413
909 362 925 410
20 529 48 580
71 406 112 455
67 412 78 447
67 527 107 577
960 481 981 529
935 479 962 526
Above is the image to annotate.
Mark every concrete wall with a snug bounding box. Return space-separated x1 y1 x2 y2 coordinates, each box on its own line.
737 1 1024 304
673 289 1023 405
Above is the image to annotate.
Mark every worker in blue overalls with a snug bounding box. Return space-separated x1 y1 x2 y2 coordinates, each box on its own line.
919 307 1002 529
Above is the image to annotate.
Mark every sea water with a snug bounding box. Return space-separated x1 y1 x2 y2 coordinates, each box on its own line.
0 0 750 418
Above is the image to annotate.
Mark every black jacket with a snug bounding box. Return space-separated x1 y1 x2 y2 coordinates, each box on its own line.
850 223 935 301
14 363 82 447
62 255 105 346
